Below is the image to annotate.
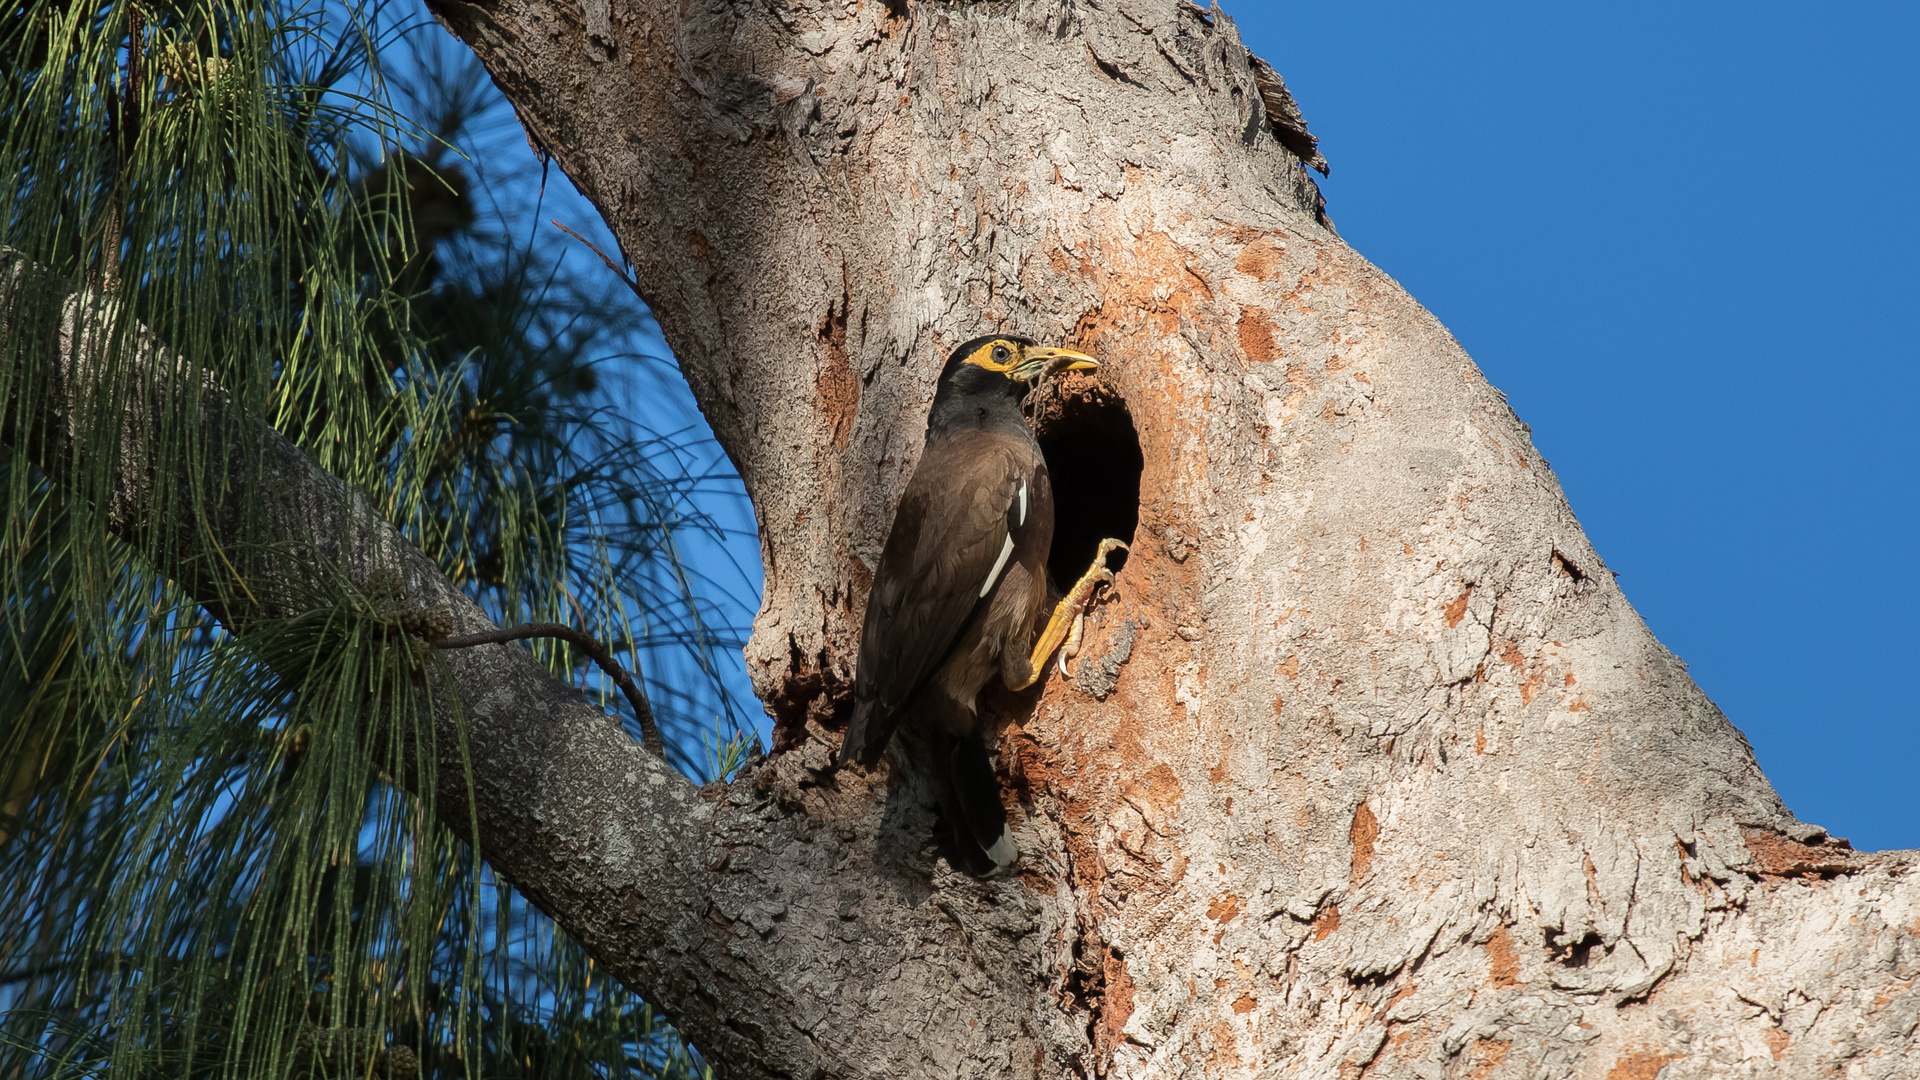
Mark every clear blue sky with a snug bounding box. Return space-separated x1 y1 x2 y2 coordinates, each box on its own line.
1235 1 1918 849
427 1 1917 849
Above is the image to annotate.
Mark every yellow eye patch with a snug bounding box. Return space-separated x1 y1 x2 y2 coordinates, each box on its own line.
962 339 1021 373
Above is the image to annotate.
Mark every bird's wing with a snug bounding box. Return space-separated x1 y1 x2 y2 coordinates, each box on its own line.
847 431 1036 756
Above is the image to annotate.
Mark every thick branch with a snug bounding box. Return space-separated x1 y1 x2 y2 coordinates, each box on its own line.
0 248 1017 1080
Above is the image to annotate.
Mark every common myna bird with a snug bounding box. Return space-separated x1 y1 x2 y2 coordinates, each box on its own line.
842 335 1128 876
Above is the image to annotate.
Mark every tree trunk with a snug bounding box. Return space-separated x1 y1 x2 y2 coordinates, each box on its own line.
10 0 1918 1071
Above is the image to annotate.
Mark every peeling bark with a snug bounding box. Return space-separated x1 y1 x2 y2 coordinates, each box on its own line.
10 0 1920 1072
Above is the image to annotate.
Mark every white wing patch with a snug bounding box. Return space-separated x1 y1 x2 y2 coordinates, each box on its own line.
979 533 1016 598
1016 478 1028 526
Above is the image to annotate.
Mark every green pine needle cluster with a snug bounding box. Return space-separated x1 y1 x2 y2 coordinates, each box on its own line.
0 1 746 1076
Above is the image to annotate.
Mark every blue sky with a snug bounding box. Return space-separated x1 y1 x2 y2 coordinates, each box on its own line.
425 1 1917 849
1234 1 1918 849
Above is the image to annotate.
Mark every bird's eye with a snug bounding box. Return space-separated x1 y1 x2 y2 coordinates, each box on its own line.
992 345 1011 364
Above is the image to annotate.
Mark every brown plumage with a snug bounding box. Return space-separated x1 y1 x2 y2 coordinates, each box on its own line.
842 335 1107 876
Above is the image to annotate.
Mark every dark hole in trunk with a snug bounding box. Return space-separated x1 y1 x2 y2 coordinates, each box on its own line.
1031 381 1142 590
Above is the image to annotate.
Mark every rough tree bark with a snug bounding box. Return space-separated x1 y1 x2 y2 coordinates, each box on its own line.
7 0 1917 1073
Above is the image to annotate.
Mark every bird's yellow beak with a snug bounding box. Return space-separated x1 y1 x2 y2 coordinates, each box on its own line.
1010 346 1099 382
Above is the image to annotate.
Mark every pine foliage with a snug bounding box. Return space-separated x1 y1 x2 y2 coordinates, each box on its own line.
0 2 748 1075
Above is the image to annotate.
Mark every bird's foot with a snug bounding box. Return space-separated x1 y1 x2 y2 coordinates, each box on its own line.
1059 538 1127 615
1019 539 1128 689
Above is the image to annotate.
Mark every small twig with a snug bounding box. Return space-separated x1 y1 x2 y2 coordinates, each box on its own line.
100 6 144 285
549 219 647 303
433 623 663 756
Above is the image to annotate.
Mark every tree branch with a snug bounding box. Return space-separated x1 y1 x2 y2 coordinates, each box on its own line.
434 622 664 756
0 246 1052 1080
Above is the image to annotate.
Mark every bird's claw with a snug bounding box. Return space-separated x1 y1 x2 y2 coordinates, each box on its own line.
1065 540 1128 605
1055 541 1125 677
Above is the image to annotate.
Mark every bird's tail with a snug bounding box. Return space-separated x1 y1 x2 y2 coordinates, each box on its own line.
842 699 885 766
938 733 1018 877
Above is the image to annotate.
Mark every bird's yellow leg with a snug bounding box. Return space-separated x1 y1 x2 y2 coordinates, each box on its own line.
1057 610 1087 677
1011 539 1128 691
